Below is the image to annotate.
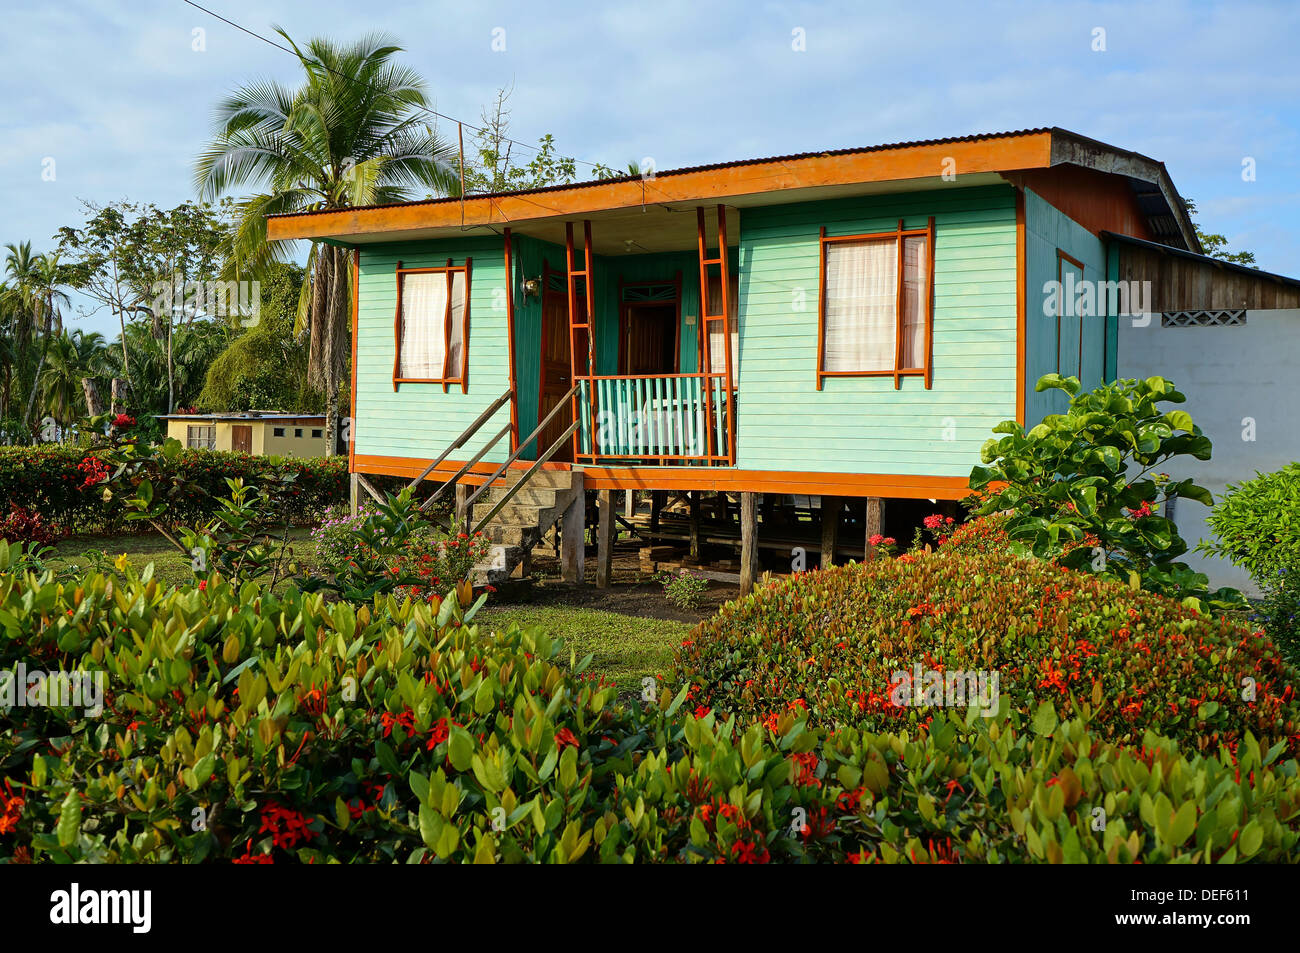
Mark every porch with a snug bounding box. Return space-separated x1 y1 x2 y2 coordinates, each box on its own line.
509 206 739 468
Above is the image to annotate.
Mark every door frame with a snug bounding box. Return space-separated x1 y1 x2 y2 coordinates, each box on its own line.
537 261 576 462
616 272 682 375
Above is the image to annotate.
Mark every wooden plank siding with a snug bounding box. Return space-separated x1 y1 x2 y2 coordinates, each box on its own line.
735 184 1019 477
1114 242 1300 311
354 237 514 466
1022 187 1109 425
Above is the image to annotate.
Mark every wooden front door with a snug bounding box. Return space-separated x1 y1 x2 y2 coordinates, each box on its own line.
619 303 678 375
232 425 252 454
538 289 576 461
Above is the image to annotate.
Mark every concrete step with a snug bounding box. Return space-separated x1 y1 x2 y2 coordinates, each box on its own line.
488 486 559 508
473 501 544 526
472 544 528 586
481 523 541 547
499 469 577 490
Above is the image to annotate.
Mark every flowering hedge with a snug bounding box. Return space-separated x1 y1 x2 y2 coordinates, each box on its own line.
675 550 1300 759
2 550 1299 863
0 445 347 533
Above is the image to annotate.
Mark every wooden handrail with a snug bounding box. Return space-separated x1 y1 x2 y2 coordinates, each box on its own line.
461 382 581 531
466 419 580 536
419 422 512 513
406 387 513 490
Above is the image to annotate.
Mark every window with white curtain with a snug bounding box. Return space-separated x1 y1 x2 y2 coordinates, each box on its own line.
397 267 468 383
819 223 932 383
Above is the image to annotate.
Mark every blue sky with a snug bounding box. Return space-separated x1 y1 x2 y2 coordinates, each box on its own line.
3 0 1298 337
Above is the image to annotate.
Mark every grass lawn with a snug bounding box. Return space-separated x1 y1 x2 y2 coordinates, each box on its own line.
475 605 689 690
47 532 690 689
48 530 318 590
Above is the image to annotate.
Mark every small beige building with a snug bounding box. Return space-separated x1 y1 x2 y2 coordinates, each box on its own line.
159 412 329 458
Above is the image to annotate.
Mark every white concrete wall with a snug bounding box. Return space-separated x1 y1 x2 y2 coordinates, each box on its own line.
1118 309 1300 595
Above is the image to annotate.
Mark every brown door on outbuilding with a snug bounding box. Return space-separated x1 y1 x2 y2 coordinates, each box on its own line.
232 425 252 454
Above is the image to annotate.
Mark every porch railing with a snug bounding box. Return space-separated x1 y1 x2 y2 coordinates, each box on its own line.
575 373 733 465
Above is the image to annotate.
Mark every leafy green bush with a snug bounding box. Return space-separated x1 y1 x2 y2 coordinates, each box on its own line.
656 568 709 611
307 488 490 602
676 550 1300 759
0 444 345 533
969 374 1231 602
2 554 1298 863
1203 463 1300 660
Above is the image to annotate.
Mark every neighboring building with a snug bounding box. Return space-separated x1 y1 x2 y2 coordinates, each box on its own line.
264 126 1298 590
1113 238 1300 594
159 412 329 458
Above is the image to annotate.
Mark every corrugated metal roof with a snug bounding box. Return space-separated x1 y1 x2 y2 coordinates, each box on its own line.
266 127 1055 219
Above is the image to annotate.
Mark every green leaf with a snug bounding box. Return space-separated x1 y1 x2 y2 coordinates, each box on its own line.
1031 700 1058 736
56 790 81 848
448 725 475 772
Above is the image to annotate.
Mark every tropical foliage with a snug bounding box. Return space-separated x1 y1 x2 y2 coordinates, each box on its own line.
968 374 1233 602
2 560 1297 864
1203 463 1300 660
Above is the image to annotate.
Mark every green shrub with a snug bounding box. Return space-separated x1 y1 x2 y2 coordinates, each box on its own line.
969 374 1229 602
3 554 1298 863
675 550 1300 759
306 488 490 602
1203 463 1300 661
656 568 709 611
0 444 346 533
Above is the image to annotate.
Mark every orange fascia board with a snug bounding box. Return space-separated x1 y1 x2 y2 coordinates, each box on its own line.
353 454 974 499
268 134 1053 242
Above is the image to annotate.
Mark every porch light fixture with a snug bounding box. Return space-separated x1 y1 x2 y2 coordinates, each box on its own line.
522 276 542 299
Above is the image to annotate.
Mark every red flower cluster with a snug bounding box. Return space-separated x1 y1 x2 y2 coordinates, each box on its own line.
75 455 109 490
868 533 897 547
112 414 136 429
0 779 25 835
257 802 313 850
923 514 955 530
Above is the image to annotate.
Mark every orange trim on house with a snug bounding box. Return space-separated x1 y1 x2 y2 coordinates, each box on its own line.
268 134 1055 242
349 247 360 467
351 453 974 499
1014 189 1026 425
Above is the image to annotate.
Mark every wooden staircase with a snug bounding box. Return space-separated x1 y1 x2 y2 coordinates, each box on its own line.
470 469 584 585
349 383 586 589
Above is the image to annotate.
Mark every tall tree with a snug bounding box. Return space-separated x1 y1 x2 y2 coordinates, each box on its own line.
56 199 228 415
194 29 458 455
39 329 108 430
5 243 70 431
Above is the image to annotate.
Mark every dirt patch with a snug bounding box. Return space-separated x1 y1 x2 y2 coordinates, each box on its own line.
492 544 736 624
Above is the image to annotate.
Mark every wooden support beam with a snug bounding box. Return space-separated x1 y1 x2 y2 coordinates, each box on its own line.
624 489 635 519
864 497 884 560
596 490 614 588
349 473 359 517
740 491 758 596
560 494 585 583
650 490 665 532
820 495 840 569
688 491 701 560
455 483 470 522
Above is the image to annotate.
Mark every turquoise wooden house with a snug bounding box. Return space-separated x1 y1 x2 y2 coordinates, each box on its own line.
268 127 1203 590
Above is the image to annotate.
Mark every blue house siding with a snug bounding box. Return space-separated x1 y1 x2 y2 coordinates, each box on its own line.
736 185 1019 477
1023 187 1108 425
354 238 513 465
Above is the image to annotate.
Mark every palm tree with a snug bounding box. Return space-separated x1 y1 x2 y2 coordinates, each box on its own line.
39 330 108 431
194 30 458 454
6 243 71 431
